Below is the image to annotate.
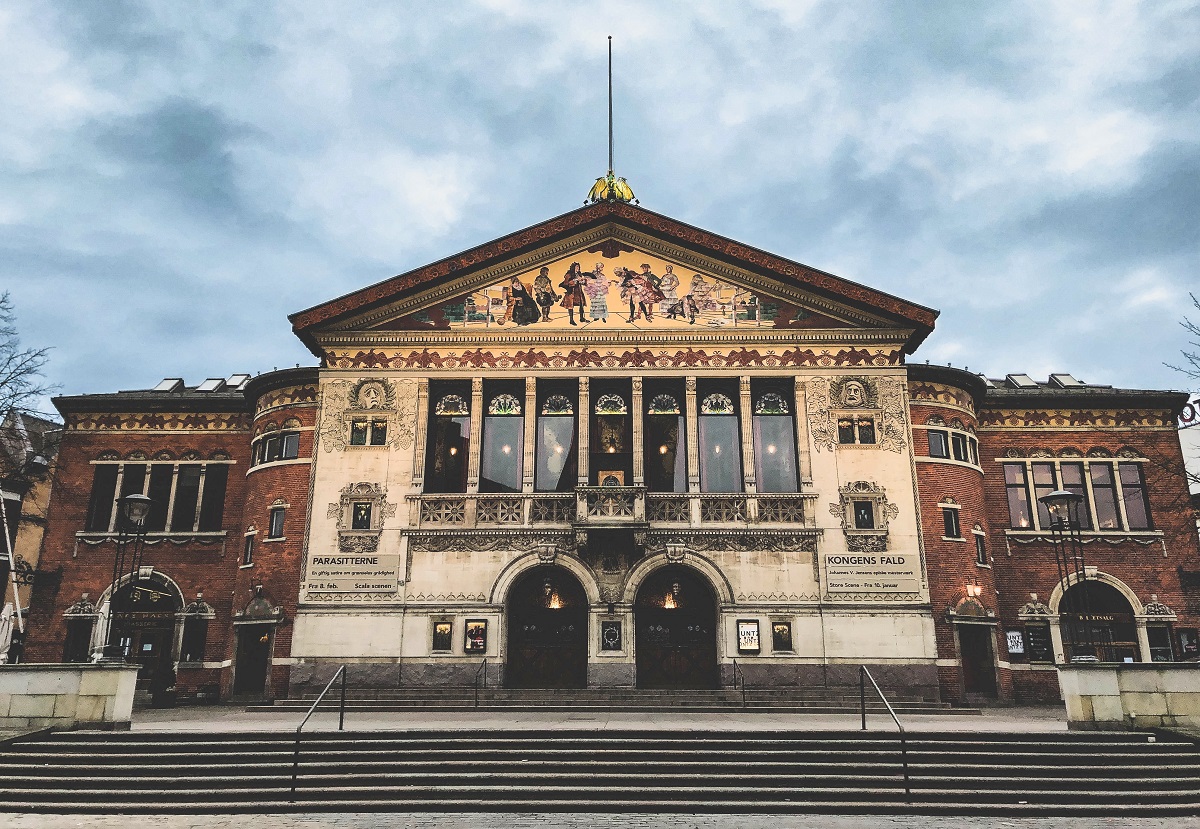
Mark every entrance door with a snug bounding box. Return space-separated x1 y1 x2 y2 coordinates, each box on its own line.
107 581 179 692
505 567 588 688
959 624 997 697
234 624 273 697
635 566 718 689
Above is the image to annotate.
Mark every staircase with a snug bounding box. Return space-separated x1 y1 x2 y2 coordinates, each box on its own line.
255 687 966 714
1 729 1197 814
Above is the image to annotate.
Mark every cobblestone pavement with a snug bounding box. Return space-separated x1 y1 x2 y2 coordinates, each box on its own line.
1 814 1197 829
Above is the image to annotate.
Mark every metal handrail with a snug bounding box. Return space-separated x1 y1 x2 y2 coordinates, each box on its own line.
290 665 346 800
730 659 747 708
859 665 910 802
473 657 488 708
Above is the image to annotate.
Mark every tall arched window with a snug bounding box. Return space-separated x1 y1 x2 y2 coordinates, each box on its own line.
752 385 798 492
480 385 524 493
645 385 687 492
536 389 577 492
698 385 742 492
424 384 471 493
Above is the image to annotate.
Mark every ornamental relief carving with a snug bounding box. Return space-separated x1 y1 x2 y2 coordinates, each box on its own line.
318 378 417 452
806 376 906 453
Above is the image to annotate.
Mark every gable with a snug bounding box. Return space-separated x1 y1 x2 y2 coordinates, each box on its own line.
290 202 938 352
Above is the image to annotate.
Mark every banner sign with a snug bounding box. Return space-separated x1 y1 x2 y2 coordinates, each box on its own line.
306 553 400 593
824 553 921 594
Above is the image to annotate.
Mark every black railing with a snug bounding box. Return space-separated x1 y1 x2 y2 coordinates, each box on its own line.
473 657 488 708
859 665 910 802
731 659 747 708
290 665 346 800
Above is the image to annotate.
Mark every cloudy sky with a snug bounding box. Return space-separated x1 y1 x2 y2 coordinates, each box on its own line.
2 1 1198 405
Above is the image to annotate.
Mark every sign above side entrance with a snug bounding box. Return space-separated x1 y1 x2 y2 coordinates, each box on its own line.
305 553 401 594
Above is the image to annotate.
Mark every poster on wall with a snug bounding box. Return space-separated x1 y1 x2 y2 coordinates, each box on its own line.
1006 630 1024 654
464 619 488 653
737 620 761 654
432 621 453 652
824 553 921 595
772 622 793 652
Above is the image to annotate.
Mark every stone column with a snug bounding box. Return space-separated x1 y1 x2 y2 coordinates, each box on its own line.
685 376 700 525
738 376 756 494
793 379 812 486
1048 616 1066 665
1135 619 1152 663
523 377 537 493
410 378 430 493
466 378 484 494
631 377 644 486
577 377 590 486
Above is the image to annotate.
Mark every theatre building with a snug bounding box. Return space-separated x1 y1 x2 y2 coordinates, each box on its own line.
25 197 1200 704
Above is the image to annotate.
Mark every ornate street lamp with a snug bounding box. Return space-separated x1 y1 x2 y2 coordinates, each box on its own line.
1038 489 1097 662
97 493 153 662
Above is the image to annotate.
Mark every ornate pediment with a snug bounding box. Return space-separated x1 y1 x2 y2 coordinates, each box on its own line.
290 202 937 355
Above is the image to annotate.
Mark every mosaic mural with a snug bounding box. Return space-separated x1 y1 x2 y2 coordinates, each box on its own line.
391 252 848 331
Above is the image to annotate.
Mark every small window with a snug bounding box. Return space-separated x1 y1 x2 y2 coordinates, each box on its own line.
942 507 961 538
350 420 368 446
267 508 285 539
351 502 372 530
838 416 875 445
852 500 875 530
180 617 208 663
1119 463 1152 530
950 433 968 462
928 430 949 458
1147 624 1174 662
242 534 254 566
974 533 988 566
264 436 281 463
1004 463 1032 528
968 437 979 465
62 618 94 663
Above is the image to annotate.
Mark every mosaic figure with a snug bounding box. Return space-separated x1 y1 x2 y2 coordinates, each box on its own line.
558 262 587 326
585 263 609 322
532 267 558 322
658 264 680 315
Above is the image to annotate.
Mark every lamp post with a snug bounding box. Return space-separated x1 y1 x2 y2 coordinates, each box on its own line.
1037 489 1097 662
97 493 153 662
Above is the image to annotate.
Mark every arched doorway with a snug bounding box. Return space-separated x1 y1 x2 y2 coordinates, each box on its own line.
635 565 718 689
505 566 588 688
106 577 180 692
1059 581 1139 662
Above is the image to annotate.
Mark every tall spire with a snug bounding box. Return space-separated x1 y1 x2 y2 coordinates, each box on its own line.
587 36 637 205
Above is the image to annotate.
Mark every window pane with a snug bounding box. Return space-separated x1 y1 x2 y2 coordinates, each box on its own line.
928 431 949 458
942 508 961 538
369 420 388 446
698 415 741 492
242 535 254 566
1059 463 1092 530
85 465 119 532
351 502 372 530
170 465 202 532
853 500 874 529
268 508 285 538
753 415 798 492
264 436 280 462
480 417 523 493
198 465 227 531
951 434 968 461
119 463 147 502
1090 463 1121 530
62 619 94 663
145 465 173 532
425 416 471 493
1032 463 1056 527
180 618 208 662
968 437 979 465
645 415 686 493
975 534 987 565
1003 464 1032 528
349 420 368 445
282 433 300 459
1119 463 1151 530
856 418 876 445
837 419 855 444
536 416 577 492
1147 624 1173 662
